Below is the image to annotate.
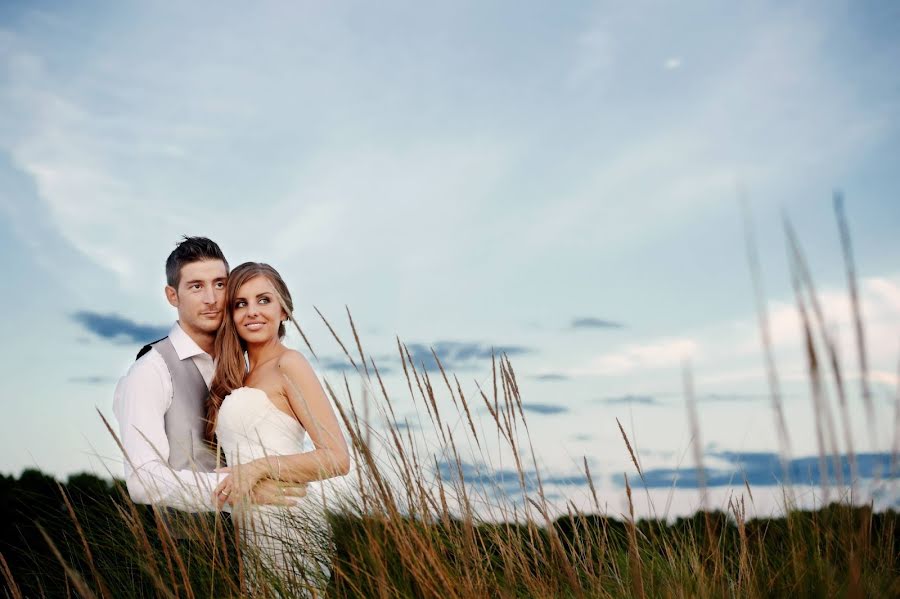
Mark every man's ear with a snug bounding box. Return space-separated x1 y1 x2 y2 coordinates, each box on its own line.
165 285 179 308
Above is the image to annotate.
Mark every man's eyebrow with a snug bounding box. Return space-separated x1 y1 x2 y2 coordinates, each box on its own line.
183 279 203 286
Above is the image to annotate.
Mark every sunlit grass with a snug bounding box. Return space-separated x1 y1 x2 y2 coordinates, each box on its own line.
2 197 899 597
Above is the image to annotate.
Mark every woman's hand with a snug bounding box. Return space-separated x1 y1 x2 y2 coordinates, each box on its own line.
213 461 266 508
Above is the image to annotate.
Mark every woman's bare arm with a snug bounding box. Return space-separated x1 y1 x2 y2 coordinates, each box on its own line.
266 350 350 482
213 350 350 505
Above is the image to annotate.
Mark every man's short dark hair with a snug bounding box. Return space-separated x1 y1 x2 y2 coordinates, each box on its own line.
165 236 229 288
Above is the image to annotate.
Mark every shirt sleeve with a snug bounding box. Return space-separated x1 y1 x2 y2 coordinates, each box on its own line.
112 351 222 512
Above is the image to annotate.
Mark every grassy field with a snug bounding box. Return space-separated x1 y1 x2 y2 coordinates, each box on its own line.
1 407 897 598
2 199 898 597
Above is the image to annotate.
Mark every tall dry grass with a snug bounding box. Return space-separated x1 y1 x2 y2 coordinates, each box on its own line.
2 198 899 598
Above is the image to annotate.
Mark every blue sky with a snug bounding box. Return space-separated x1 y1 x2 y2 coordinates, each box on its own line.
1 1 898 517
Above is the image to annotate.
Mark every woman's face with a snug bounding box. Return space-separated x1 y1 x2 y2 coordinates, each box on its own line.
232 275 286 344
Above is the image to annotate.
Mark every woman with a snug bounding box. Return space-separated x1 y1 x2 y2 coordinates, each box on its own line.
207 262 350 595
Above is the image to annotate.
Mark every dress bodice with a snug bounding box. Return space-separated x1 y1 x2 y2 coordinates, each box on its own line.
216 386 307 466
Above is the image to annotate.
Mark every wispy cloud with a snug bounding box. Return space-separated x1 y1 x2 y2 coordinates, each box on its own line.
404 341 533 373
70 311 167 345
570 317 625 330
695 393 769 403
68 376 117 385
316 355 393 375
0 154 115 302
593 392 767 406
393 420 420 432
520 402 568 415
595 394 661 406
532 372 569 381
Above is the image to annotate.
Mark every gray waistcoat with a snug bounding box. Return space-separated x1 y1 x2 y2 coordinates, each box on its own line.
151 338 218 473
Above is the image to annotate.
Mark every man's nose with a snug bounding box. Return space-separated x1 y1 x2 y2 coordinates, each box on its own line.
202 285 216 304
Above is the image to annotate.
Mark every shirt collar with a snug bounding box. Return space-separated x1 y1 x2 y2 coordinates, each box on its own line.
168 322 211 361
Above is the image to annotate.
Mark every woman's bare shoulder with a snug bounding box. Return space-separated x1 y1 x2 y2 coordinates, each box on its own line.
277 349 314 377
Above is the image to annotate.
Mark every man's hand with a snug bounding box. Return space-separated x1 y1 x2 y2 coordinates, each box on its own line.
213 462 309 508
251 479 308 506
214 462 266 508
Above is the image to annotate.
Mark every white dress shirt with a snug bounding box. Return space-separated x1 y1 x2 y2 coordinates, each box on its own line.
113 322 222 511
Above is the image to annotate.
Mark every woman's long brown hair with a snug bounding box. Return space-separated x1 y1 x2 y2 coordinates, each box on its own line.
206 262 297 444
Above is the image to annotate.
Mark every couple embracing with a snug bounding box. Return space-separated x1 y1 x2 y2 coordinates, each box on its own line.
113 236 350 594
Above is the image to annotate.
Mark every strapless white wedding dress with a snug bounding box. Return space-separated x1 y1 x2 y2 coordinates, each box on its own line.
216 386 332 595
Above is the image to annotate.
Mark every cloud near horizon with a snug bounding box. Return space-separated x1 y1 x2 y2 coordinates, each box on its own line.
435 459 588 496
532 373 570 381
70 311 168 345
595 395 661 406
315 355 394 376
570 317 625 330
613 452 897 489
403 341 533 373
68 376 117 385
519 402 568 415
593 393 770 406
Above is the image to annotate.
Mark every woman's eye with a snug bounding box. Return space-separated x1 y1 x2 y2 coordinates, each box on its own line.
259 297 269 304
235 301 246 308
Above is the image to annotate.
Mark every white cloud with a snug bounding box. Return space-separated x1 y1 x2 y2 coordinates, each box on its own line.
556 274 900 392
570 337 699 376
2 45 170 287
747 276 900 366
870 370 899 388
663 57 682 70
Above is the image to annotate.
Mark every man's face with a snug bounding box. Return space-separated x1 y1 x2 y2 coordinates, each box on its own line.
165 259 228 337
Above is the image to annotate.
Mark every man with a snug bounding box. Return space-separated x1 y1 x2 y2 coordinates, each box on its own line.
113 236 294 512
